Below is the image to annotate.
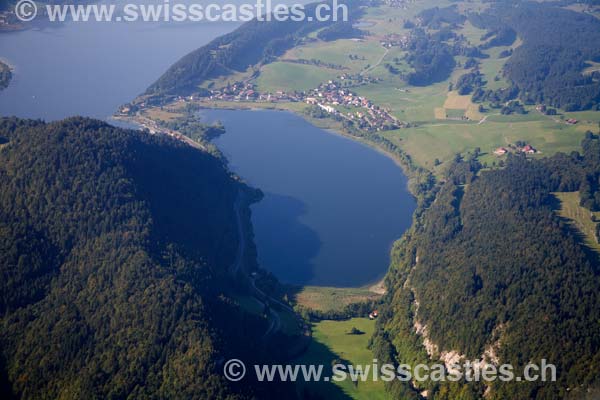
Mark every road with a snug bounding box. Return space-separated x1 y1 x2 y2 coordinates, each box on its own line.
118 114 208 151
361 47 389 75
126 113 295 340
231 190 293 340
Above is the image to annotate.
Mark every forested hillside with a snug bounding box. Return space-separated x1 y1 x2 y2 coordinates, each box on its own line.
470 1 600 110
374 134 600 399
146 1 362 96
0 118 291 399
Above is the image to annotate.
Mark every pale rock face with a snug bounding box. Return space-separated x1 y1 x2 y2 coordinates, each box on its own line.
410 287 503 396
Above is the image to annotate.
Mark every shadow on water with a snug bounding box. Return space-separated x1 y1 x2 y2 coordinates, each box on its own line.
252 193 322 286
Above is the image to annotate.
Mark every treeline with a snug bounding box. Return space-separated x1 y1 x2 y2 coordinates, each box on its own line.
403 6 489 86
470 2 600 111
374 133 600 399
295 301 377 322
0 118 296 399
405 28 456 86
317 21 364 41
416 5 465 29
455 70 486 95
479 27 516 49
147 1 363 96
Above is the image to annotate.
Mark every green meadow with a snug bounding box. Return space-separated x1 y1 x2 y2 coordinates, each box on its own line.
256 62 340 92
184 0 600 175
293 286 381 312
383 118 585 169
294 318 389 400
283 38 386 74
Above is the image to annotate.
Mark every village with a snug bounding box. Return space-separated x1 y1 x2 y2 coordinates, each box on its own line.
204 77 405 132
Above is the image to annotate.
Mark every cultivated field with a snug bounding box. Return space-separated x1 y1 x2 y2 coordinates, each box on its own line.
293 286 381 312
170 0 599 175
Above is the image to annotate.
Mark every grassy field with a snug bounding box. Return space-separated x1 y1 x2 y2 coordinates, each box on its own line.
143 107 184 122
476 45 514 91
293 286 382 312
295 318 389 400
152 0 600 174
553 192 600 253
256 62 340 92
282 38 386 74
455 20 487 46
243 0 598 170
355 80 448 122
383 118 585 169
362 0 455 37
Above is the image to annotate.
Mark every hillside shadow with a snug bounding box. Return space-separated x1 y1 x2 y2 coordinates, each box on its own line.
291 339 355 400
549 195 600 271
252 193 321 285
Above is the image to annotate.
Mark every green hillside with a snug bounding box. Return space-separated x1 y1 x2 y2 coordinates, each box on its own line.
374 134 600 399
0 118 294 399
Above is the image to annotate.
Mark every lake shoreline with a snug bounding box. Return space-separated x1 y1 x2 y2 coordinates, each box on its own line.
205 107 415 288
118 100 417 293
193 101 417 194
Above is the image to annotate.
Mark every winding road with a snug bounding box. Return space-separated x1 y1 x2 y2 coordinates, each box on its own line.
231 190 293 340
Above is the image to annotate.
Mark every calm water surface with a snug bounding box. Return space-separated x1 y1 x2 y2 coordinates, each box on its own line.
0 14 415 287
208 109 415 286
0 9 239 120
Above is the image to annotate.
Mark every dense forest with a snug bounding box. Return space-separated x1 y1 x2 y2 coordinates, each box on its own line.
316 21 363 41
405 28 456 86
470 1 600 110
374 132 600 399
403 6 488 86
147 1 362 96
0 118 296 399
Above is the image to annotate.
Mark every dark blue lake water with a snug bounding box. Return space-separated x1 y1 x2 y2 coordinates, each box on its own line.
0 13 415 287
207 109 415 286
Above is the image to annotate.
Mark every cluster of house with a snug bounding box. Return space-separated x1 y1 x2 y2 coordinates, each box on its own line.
384 0 412 9
380 33 411 49
199 77 402 132
493 143 537 156
305 80 402 131
208 82 302 103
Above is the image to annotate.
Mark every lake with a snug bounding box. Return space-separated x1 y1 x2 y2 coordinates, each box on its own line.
0 3 240 120
207 109 415 286
0 11 415 287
